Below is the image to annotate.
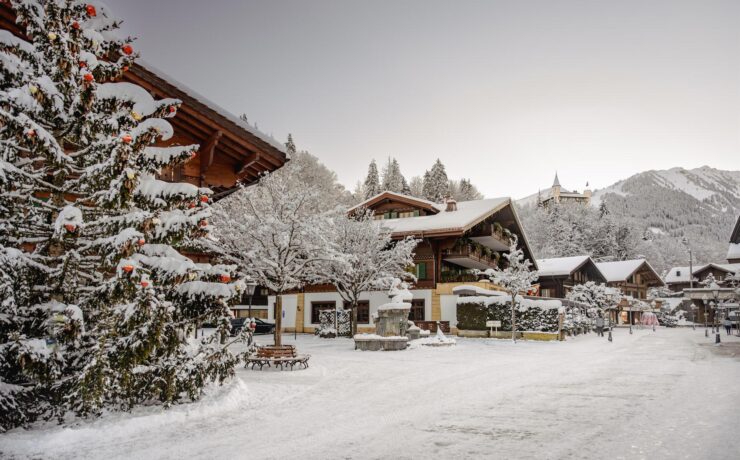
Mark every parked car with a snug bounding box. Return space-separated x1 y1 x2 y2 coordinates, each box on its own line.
229 317 275 336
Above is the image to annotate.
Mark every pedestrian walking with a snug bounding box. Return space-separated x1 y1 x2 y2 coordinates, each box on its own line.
723 318 732 336
595 315 605 337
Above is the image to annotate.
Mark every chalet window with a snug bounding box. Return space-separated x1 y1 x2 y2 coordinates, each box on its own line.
311 301 336 324
344 300 370 323
676 270 681 277
415 262 429 280
399 211 414 218
409 299 425 321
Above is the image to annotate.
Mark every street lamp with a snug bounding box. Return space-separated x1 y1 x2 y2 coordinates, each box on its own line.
244 277 258 319
702 294 709 337
712 287 720 344
689 303 697 331
682 237 694 289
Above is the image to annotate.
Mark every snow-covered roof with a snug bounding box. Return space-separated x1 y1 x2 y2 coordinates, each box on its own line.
536 256 593 277
349 191 442 214
696 262 740 275
376 197 510 235
664 265 703 284
728 243 740 261
595 259 660 283
134 60 287 155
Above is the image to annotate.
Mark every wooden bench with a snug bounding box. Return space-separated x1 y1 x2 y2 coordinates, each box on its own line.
244 345 310 371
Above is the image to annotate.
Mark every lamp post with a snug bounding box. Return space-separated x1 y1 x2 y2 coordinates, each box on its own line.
703 294 709 337
689 303 697 331
712 287 720 344
682 237 694 289
244 277 257 319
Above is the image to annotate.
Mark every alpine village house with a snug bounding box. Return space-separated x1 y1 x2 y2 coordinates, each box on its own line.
266 191 537 334
535 256 607 299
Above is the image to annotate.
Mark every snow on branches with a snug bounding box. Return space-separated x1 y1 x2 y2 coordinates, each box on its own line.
479 235 539 341
315 209 418 335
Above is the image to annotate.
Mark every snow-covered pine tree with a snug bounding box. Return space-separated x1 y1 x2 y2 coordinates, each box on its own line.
481 235 538 342
285 133 296 157
0 1 241 430
421 170 432 200
316 209 417 336
381 157 405 193
426 159 449 202
401 176 411 195
363 160 381 199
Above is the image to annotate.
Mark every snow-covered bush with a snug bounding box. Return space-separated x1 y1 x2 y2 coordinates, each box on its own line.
457 296 562 332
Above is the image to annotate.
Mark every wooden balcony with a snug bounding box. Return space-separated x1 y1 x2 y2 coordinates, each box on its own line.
467 224 511 251
443 245 497 270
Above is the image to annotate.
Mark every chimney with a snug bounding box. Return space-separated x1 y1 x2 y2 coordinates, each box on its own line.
445 198 457 212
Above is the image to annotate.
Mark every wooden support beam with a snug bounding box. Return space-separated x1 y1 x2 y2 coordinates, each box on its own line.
199 130 222 186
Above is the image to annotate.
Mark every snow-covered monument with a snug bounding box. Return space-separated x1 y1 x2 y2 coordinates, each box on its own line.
354 280 414 351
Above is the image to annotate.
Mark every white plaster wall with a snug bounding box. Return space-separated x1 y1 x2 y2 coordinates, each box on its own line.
440 294 460 327
300 289 434 327
267 295 297 328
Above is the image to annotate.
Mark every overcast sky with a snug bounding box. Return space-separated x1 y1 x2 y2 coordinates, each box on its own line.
108 0 739 199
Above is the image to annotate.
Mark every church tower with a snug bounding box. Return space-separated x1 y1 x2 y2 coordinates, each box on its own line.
552 172 562 203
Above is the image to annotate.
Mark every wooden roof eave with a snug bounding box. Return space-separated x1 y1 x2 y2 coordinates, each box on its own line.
125 65 286 169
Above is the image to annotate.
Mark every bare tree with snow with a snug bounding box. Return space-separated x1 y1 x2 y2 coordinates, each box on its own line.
480 235 539 342
211 163 333 346
316 209 418 336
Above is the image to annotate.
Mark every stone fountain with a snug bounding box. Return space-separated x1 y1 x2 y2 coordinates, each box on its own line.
354 279 412 351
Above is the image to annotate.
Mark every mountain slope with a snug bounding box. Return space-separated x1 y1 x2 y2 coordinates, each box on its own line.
517 166 740 272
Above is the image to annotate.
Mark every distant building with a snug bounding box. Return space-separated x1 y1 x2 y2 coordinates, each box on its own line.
539 173 592 207
536 256 606 299
595 259 664 300
728 215 740 263
665 263 740 293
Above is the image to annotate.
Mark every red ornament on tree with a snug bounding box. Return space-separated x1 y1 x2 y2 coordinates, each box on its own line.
72 21 80 30
140 280 149 288
83 73 94 82
64 224 76 232
122 66 129 72
122 265 134 273
121 134 132 143
220 274 231 283
79 61 87 68
199 219 208 227
122 44 133 55
168 106 177 113
26 129 36 138
137 238 146 246
86 4 97 17
188 202 196 209
199 195 209 203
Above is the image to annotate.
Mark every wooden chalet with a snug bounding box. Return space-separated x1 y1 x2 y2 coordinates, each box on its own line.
728 215 740 264
349 191 538 289
664 263 740 293
595 259 664 300
535 256 606 299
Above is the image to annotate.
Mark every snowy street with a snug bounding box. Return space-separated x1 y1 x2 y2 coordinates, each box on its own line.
2 328 739 460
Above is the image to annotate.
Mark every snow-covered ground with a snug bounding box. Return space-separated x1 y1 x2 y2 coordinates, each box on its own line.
2 328 740 460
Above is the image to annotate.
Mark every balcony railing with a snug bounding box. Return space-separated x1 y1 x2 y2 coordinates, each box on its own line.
443 244 497 269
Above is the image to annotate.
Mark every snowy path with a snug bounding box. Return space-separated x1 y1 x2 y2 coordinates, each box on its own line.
2 328 740 460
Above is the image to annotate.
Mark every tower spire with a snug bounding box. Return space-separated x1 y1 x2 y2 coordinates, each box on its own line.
553 171 561 188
